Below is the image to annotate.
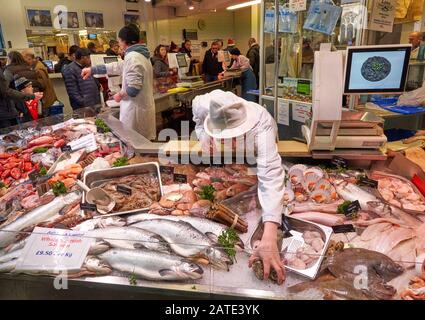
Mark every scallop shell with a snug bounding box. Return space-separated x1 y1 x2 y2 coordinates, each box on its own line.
314 179 332 192
288 164 308 185
310 189 331 204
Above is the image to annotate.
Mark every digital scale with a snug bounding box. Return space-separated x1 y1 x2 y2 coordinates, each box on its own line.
168 53 205 88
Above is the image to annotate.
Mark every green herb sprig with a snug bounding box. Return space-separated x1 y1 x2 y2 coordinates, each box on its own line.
337 200 352 214
128 274 137 286
52 181 67 196
200 185 216 202
218 228 239 263
39 167 47 176
95 118 110 133
113 157 129 167
33 147 49 154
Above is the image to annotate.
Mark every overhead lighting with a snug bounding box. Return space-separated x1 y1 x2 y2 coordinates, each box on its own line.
187 0 195 10
55 33 67 37
145 0 151 2
227 0 261 10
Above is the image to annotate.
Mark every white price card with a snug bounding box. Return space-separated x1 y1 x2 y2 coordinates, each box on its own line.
289 0 307 12
52 119 75 131
292 103 312 124
15 228 94 273
277 99 290 126
368 0 396 33
67 133 98 153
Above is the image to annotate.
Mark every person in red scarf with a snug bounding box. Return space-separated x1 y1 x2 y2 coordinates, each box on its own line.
13 76 41 122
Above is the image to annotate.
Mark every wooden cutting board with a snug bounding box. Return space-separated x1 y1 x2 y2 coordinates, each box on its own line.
405 147 425 172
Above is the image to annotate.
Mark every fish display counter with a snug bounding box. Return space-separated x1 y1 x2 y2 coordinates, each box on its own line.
0 113 424 300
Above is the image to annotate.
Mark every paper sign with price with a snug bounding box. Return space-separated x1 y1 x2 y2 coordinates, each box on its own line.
15 227 94 273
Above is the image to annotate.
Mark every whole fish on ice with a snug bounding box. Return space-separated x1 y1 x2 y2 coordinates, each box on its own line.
99 248 204 281
0 193 81 248
133 219 231 270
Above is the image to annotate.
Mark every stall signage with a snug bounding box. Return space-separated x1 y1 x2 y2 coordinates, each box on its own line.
332 224 356 234
160 166 175 175
174 174 188 184
358 176 379 188
15 227 94 273
277 99 290 126
369 0 396 33
289 0 307 12
331 156 348 168
80 203 97 211
292 103 312 124
117 185 132 196
52 119 75 131
67 133 97 153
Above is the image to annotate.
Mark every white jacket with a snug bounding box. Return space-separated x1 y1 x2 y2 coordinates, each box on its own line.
93 44 156 140
192 90 285 225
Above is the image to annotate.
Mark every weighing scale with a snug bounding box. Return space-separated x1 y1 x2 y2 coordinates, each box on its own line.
168 53 204 88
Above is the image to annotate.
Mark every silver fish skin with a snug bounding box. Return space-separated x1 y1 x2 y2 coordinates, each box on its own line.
85 227 170 253
99 248 203 281
335 182 391 217
133 219 231 270
72 216 127 232
0 248 22 264
0 193 81 248
3 239 27 254
0 260 16 273
129 214 245 249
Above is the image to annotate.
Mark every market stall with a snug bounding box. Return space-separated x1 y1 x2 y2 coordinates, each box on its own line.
0 106 424 300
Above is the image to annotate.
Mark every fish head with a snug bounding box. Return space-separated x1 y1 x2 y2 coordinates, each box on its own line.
375 261 404 281
203 246 232 270
98 217 127 228
84 256 112 275
88 240 111 255
367 281 397 300
367 201 392 216
159 261 204 280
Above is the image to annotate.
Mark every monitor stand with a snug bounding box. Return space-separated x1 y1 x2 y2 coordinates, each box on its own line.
348 94 359 110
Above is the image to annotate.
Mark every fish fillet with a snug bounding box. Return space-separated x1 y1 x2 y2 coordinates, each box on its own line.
360 223 392 242
375 227 415 255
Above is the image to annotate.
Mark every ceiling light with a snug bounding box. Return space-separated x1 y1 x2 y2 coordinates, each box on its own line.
227 0 261 10
187 0 195 10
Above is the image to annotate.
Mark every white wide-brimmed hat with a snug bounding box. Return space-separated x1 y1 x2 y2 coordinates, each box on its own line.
204 91 258 139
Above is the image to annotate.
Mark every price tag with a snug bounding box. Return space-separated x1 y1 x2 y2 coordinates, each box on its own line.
67 133 97 153
344 200 361 218
117 185 132 196
358 176 378 188
61 145 72 152
174 174 187 184
15 227 94 273
51 119 75 132
80 203 97 211
332 156 348 168
332 224 356 234
160 166 175 175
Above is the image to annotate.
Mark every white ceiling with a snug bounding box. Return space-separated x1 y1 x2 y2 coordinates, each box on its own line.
153 0 251 12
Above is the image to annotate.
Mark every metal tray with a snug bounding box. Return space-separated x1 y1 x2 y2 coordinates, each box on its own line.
370 170 425 215
82 162 163 217
247 215 333 280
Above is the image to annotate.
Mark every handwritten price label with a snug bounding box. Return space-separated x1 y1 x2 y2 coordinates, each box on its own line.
15 227 94 273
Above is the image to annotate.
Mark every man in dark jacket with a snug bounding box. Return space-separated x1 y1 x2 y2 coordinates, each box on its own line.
202 41 223 82
55 52 71 73
106 40 120 56
63 48 101 110
246 38 260 89
0 73 43 128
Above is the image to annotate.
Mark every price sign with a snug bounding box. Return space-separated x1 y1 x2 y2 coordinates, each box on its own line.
15 227 94 273
332 224 356 234
160 166 175 175
80 203 97 211
343 200 361 218
174 174 187 184
358 176 379 188
67 133 97 153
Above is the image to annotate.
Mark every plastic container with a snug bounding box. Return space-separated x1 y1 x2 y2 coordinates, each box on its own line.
49 102 64 115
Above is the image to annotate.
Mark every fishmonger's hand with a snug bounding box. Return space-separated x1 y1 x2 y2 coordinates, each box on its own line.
248 222 286 285
81 68 92 80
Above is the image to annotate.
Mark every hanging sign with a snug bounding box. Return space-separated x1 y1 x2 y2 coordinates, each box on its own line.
289 0 307 12
368 0 396 33
277 99 290 126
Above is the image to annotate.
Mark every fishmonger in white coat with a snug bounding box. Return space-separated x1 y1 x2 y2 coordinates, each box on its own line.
82 24 156 140
192 90 286 284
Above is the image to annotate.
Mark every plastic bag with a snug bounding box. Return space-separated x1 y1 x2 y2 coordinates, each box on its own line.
279 7 298 33
264 9 276 33
303 1 342 35
397 81 425 106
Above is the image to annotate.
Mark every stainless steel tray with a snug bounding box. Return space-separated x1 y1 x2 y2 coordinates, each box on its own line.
248 215 333 280
82 162 163 217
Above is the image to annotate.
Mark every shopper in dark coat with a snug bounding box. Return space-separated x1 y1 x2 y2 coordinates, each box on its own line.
63 48 101 110
0 73 43 128
55 52 72 73
151 45 175 78
3 51 43 92
246 38 260 89
202 41 223 82
106 40 120 56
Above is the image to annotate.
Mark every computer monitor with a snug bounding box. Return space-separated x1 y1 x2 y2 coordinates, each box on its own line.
176 53 188 68
103 56 118 64
344 44 411 94
44 60 54 70
168 53 189 69
218 50 231 63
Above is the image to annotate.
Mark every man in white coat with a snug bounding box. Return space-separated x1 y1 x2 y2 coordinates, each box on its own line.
192 90 286 284
82 24 156 140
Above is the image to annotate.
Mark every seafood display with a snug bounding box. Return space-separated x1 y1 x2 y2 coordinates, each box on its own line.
149 190 199 216
94 174 161 213
285 231 325 270
372 172 425 213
